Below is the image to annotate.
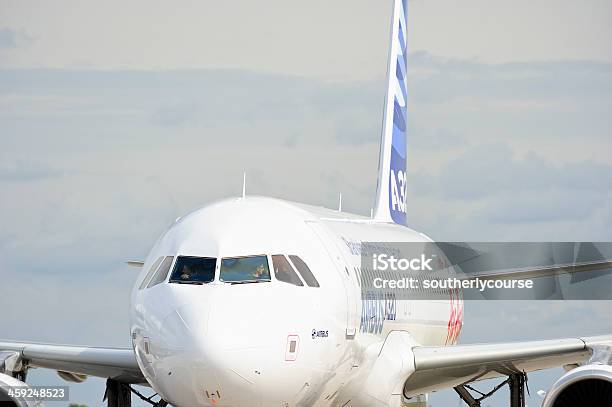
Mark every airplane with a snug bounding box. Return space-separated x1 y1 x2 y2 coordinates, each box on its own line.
1 0 611 406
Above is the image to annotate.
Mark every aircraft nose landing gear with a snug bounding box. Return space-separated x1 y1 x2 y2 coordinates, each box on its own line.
104 379 131 407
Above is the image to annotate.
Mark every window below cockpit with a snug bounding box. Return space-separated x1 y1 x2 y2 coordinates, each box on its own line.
272 255 303 286
220 255 271 284
169 256 216 284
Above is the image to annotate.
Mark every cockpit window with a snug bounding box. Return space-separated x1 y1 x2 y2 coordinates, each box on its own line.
139 256 164 289
147 256 174 288
220 255 271 284
272 255 303 286
289 255 320 287
169 256 216 284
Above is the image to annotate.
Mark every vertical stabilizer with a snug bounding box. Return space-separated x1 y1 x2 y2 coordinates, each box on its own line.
373 0 408 225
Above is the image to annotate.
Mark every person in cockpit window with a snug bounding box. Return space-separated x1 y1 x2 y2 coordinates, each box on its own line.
180 265 193 281
252 264 266 279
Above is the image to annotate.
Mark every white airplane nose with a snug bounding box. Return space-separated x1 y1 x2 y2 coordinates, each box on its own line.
158 291 263 407
152 294 222 406
178 304 225 405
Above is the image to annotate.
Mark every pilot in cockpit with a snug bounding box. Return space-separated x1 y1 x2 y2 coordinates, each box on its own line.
252 264 267 279
180 265 193 281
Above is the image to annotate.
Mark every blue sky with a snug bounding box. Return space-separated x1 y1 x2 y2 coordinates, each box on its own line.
0 0 611 406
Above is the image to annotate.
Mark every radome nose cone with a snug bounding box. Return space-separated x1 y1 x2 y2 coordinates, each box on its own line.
156 301 223 406
157 286 267 406
175 300 265 406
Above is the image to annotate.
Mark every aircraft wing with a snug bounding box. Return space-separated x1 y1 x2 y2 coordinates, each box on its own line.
0 341 146 384
402 334 612 397
462 259 612 281
436 242 612 282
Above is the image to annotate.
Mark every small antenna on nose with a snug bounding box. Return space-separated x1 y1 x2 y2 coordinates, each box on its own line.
338 193 342 212
242 171 246 199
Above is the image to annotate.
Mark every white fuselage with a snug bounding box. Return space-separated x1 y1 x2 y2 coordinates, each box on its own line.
130 197 462 406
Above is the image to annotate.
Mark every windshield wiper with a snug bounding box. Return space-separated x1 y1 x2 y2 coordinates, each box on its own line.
228 279 271 285
170 280 207 285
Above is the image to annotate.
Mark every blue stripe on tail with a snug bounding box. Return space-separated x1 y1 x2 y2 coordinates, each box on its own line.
388 0 408 225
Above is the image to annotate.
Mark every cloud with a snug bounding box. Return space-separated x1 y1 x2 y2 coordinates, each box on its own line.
1 64 611 243
477 190 603 224
0 159 65 182
416 55 612 107
405 141 612 240
412 142 612 201
0 69 385 155
410 125 467 150
0 28 33 49
408 52 612 147
149 100 198 127
0 28 17 48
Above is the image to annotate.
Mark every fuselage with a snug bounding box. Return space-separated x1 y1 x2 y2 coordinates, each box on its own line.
130 196 463 406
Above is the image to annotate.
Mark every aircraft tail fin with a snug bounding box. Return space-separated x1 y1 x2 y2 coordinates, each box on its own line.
372 0 408 226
